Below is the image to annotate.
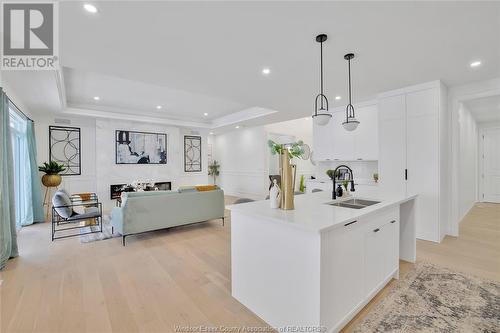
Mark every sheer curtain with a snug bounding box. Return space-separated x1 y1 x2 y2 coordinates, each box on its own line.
0 88 18 270
9 103 43 227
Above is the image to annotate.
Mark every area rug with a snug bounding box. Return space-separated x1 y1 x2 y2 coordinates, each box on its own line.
353 262 500 332
79 214 120 243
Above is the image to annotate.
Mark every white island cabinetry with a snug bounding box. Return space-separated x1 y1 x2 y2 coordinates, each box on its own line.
230 193 415 332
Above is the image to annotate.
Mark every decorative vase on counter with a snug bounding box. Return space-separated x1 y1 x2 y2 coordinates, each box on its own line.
269 179 281 209
279 148 296 210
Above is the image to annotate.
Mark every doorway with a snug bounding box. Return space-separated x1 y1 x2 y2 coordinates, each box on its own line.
480 127 500 203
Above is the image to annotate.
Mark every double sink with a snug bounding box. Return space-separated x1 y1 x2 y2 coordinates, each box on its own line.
328 198 380 209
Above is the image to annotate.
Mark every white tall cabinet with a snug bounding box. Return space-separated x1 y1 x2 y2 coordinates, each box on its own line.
378 81 448 242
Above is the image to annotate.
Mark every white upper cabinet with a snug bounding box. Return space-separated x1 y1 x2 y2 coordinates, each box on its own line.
313 116 335 161
378 94 407 198
331 112 355 161
353 105 379 161
313 105 378 161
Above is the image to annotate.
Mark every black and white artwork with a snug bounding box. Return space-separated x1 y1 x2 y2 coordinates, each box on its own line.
49 126 81 175
184 135 202 172
115 130 167 164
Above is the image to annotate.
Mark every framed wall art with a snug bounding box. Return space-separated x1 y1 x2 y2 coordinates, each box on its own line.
115 130 167 164
49 126 81 175
184 135 202 172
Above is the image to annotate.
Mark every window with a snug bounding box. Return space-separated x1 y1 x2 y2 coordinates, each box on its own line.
9 103 28 229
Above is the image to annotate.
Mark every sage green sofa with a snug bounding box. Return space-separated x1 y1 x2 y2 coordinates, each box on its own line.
110 189 225 245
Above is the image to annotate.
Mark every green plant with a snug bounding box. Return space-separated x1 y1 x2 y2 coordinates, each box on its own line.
326 169 335 180
268 139 305 159
342 180 349 191
208 160 220 184
38 161 66 175
373 172 379 182
299 175 305 192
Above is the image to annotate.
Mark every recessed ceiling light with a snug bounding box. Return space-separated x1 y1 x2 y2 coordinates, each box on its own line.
304 117 311 120
470 61 481 68
93 96 100 101
235 125 240 129
335 96 342 100
156 105 162 109
204 112 208 116
83 4 98 13
209 132 214 135
262 68 271 75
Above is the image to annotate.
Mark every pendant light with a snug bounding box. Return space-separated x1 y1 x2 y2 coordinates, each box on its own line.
342 53 360 131
312 34 331 126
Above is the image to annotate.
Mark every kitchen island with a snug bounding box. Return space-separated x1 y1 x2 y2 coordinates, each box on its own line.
229 191 416 333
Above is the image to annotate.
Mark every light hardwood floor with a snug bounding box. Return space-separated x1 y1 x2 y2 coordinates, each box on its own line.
1 201 498 333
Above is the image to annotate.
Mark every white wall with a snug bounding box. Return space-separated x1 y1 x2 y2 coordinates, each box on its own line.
213 126 269 199
213 118 315 199
457 103 479 221
265 118 315 181
34 114 209 211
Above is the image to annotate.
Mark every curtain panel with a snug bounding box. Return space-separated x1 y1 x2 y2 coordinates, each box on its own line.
0 88 18 270
23 120 44 225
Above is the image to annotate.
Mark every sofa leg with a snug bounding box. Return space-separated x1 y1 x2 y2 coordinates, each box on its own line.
222 217 225 226
122 235 126 246
111 226 114 234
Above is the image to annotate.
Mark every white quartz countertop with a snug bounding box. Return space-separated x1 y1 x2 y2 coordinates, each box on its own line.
228 192 417 233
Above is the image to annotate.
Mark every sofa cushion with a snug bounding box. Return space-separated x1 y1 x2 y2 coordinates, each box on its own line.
52 190 73 218
178 186 197 193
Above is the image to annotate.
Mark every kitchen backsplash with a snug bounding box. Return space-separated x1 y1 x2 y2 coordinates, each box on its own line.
314 160 378 183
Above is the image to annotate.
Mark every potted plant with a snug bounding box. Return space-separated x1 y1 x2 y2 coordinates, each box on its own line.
208 160 220 185
268 139 305 210
38 161 66 187
373 172 379 183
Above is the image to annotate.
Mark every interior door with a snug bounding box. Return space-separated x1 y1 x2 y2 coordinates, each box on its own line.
482 128 500 203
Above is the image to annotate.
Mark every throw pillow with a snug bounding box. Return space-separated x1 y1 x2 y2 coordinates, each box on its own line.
52 190 73 218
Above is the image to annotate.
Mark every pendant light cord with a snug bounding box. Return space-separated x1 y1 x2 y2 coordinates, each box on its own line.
346 56 355 121
320 40 324 110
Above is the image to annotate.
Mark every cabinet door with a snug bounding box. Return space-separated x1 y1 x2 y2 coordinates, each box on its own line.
378 95 407 197
406 89 440 242
384 219 399 277
313 119 335 161
321 220 365 327
331 112 355 161
353 105 379 161
364 224 385 295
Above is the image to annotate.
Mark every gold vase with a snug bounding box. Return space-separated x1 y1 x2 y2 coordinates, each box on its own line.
42 174 62 187
279 148 296 210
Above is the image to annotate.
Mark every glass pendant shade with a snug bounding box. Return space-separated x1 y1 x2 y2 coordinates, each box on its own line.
313 113 332 126
342 118 360 131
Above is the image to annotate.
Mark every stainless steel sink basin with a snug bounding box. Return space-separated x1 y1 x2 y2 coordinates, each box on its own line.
328 198 381 209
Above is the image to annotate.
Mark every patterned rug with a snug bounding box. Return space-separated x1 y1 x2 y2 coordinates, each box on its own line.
79 215 120 243
353 262 500 332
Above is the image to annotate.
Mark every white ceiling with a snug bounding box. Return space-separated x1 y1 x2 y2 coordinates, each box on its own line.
464 95 500 123
2 1 500 130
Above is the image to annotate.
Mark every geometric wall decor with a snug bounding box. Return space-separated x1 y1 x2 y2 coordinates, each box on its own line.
184 135 202 172
115 130 167 164
49 125 81 175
